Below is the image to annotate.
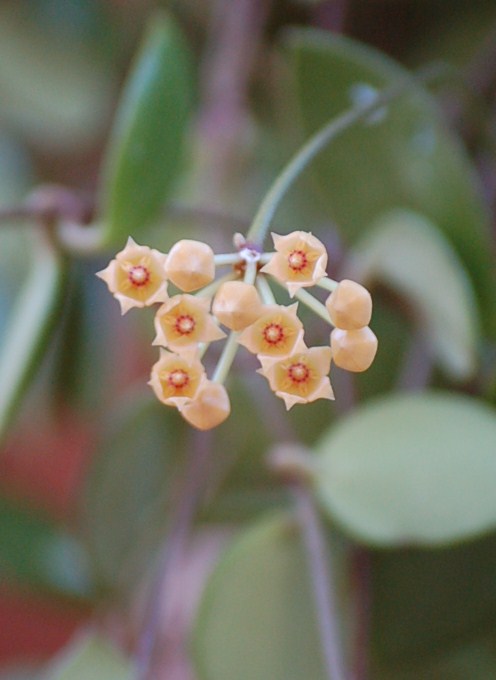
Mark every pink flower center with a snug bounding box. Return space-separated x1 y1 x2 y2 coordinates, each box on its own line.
288 362 310 384
263 323 284 345
175 314 196 335
168 369 189 389
128 265 150 287
287 249 308 272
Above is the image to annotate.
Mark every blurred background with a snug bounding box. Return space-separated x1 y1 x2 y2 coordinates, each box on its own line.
0 0 495 678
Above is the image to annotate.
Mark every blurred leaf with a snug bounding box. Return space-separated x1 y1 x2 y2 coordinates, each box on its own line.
0 4 113 152
46 633 132 680
349 209 478 380
370 532 496 665
281 29 496 336
100 11 194 246
314 392 496 545
193 513 329 680
0 231 67 442
374 634 496 679
82 391 185 591
0 496 92 600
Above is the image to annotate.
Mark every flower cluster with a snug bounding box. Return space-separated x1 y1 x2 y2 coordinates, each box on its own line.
97 231 377 429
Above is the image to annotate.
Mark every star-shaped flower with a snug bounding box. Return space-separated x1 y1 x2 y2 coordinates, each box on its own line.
237 303 305 358
96 236 168 314
153 295 225 353
258 346 334 410
148 349 206 409
261 231 328 297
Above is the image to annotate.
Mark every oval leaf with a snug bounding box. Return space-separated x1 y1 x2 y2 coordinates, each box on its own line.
82 391 184 591
0 4 113 152
349 209 478 380
46 633 132 680
0 231 66 441
100 12 193 246
281 29 496 335
315 392 496 545
371 533 496 662
0 496 92 600
193 513 330 680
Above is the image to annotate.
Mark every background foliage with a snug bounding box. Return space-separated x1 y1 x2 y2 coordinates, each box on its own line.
0 0 495 678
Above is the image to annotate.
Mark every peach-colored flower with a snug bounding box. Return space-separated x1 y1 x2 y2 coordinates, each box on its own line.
181 381 231 430
237 303 305 358
153 295 225 353
96 236 168 314
148 349 206 409
260 231 328 297
331 327 378 372
259 346 334 410
326 280 372 330
165 239 215 292
212 281 264 331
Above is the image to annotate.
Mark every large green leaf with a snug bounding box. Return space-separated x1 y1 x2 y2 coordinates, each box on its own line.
314 392 496 545
194 513 337 680
0 4 113 152
82 391 185 591
100 11 193 246
46 633 132 680
0 496 92 600
349 209 478 380
281 29 496 335
370 533 496 664
0 230 67 441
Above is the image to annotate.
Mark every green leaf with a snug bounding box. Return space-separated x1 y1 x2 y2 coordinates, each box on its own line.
82 391 185 591
0 230 67 441
0 4 113 153
314 392 496 545
100 11 194 246
281 29 496 336
370 533 496 664
349 209 478 380
0 496 92 600
193 513 330 680
46 633 132 680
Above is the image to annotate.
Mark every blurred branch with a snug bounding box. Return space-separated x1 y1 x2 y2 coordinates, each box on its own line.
292 481 347 680
134 429 214 680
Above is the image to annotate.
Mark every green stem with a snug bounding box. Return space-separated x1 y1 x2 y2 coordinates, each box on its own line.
246 64 447 246
256 275 276 305
316 277 339 293
211 331 240 383
294 288 333 325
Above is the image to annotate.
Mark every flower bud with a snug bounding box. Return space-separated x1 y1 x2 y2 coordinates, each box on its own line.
181 381 231 430
212 281 263 330
331 327 378 372
165 239 215 292
326 280 372 330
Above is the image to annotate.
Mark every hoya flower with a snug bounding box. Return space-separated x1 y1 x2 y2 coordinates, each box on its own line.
96 236 168 314
326 279 372 330
149 349 206 409
212 281 263 331
153 295 225 353
261 231 328 297
237 303 305 358
181 381 231 430
331 327 378 372
259 346 334 410
165 239 215 292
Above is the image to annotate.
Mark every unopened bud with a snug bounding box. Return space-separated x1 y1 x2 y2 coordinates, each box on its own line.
326 280 372 330
212 281 263 330
331 326 378 372
165 239 215 292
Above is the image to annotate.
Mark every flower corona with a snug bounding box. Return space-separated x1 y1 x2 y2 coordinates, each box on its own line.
97 230 377 428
